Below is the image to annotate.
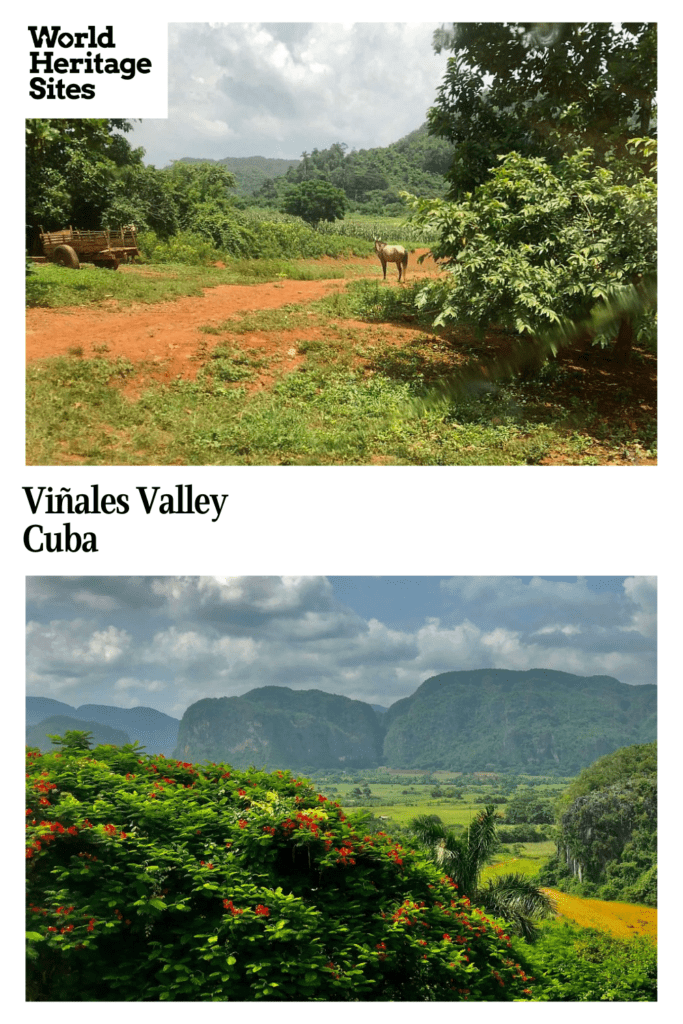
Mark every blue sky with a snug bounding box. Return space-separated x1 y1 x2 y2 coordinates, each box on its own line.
126 23 451 167
26 576 656 720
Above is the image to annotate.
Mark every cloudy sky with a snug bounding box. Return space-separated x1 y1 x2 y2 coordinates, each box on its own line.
26 576 656 720
127 23 451 167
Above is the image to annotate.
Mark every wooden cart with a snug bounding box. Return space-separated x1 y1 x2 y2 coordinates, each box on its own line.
33 225 140 270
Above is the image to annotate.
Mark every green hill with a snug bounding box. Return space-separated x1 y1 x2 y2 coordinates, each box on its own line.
382 669 656 774
547 742 657 905
178 155 300 194
174 686 384 769
252 126 454 212
172 669 655 775
26 714 130 752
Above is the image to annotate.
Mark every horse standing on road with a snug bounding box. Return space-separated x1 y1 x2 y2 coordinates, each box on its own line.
374 238 408 283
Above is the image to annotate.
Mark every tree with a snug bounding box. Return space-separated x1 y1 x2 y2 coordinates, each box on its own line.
281 180 347 224
409 806 555 941
428 23 657 196
26 747 534 1001
25 119 143 249
407 142 656 363
46 729 93 753
504 791 555 826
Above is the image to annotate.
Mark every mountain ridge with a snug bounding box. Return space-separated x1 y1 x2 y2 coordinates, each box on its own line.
27 668 656 774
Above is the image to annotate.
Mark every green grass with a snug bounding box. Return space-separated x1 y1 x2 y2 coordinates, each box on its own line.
28 352 585 465
27 259 656 466
25 259 353 310
480 842 557 882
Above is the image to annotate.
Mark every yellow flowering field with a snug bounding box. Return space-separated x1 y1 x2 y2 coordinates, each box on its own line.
541 888 657 942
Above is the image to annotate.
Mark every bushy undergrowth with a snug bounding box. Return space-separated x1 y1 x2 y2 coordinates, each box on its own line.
535 855 657 907
26 744 535 1001
138 221 372 264
510 922 656 1001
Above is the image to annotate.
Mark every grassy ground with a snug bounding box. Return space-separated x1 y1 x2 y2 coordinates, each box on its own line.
25 259 353 309
27 261 656 466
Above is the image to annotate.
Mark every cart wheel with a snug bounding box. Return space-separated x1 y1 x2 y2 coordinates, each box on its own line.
53 244 80 269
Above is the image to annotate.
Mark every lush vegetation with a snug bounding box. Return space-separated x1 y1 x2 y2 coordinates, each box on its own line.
407 144 656 362
401 23 657 373
509 922 656 1001
539 743 657 906
26 737 656 1001
281 180 347 224
428 23 656 196
408 806 555 940
251 129 454 215
26 737 537 1001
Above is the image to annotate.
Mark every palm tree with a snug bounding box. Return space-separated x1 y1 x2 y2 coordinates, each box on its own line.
408 805 555 941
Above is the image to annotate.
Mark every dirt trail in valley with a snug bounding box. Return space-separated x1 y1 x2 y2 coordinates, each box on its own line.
25 250 443 387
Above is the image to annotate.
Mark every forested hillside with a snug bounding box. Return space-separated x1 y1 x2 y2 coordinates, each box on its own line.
381 670 656 773
250 126 454 214
170 669 656 775
174 686 384 768
179 154 300 195
542 742 657 905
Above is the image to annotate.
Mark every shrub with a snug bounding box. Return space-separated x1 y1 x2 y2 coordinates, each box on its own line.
406 144 657 356
511 922 656 1001
26 745 534 1001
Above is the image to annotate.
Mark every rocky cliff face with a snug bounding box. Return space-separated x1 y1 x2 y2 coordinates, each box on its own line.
174 686 384 769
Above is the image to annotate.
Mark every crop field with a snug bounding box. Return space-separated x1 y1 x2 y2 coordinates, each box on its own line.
314 772 568 833
541 889 657 942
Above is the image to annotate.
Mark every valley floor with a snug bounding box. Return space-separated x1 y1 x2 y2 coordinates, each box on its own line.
541 888 657 942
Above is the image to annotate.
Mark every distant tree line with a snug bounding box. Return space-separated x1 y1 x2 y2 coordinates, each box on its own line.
251 127 455 216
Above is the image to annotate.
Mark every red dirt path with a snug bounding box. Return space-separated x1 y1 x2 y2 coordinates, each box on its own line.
26 251 442 387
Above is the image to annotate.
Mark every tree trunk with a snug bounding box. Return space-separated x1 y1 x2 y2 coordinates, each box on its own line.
612 315 634 363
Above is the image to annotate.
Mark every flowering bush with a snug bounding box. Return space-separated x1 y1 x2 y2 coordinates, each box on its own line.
26 745 533 1001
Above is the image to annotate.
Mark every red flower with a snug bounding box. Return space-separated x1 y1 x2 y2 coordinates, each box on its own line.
238 789 246 797
238 819 247 829
255 904 270 916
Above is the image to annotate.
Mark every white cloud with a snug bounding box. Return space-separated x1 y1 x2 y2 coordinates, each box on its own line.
622 576 657 637
26 576 656 713
129 23 450 166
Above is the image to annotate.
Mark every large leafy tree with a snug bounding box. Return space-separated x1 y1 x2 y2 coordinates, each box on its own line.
25 119 143 248
282 179 347 224
428 22 657 196
26 746 535 1001
409 806 555 941
407 142 656 363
